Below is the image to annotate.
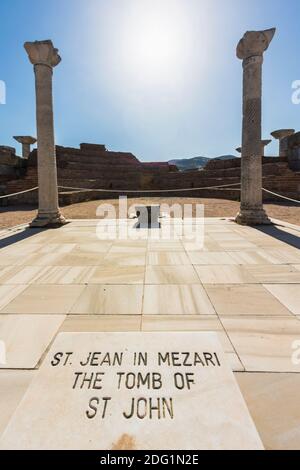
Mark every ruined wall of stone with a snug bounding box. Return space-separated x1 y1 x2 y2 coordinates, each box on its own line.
1 143 300 206
0 146 26 187
287 132 300 171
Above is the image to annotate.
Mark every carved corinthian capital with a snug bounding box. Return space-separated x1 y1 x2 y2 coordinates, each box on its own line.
237 28 276 60
24 40 61 68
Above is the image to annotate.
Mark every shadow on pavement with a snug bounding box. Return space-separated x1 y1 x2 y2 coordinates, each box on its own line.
255 224 300 250
0 227 44 249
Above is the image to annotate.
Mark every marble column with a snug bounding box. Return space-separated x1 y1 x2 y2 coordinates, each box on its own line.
24 40 66 227
237 139 271 157
261 139 271 157
235 29 275 226
271 129 295 157
13 136 36 159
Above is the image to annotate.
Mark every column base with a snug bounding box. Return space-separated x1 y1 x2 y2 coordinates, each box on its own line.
30 211 67 228
235 208 272 226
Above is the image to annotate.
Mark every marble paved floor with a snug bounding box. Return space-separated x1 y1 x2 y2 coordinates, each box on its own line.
0 217 300 449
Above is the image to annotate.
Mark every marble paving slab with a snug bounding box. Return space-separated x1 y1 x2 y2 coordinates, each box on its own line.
141 315 243 372
103 252 146 266
205 284 292 316
236 373 300 450
0 266 48 285
222 316 300 373
187 252 237 265
226 251 273 265
0 315 66 369
195 265 257 284
60 315 141 332
0 285 85 314
244 265 300 284
34 266 95 285
263 284 300 315
0 332 263 450
147 252 191 266
141 315 233 351
145 265 200 284
0 285 28 310
70 285 144 315
143 284 216 316
87 266 145 284
0 370 36 436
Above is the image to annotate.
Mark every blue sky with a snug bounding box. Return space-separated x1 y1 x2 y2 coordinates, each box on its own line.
0 0 299 161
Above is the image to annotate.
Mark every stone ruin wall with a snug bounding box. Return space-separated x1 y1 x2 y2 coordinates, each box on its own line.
1 137 300 206
0 146 27 183
286 132 300 172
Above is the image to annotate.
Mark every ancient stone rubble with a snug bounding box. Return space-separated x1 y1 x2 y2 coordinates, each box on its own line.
1 142 299 206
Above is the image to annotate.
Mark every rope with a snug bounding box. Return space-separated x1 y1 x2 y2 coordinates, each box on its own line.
262 188 300 204
0 183 240 200
0 184 298 204
0 187 38 199
58 182 242 194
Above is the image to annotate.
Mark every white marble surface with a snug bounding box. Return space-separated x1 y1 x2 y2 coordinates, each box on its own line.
1 217 300 449
0 370 36 435
236 373 300 450
0 315 66 369
0 332 263 450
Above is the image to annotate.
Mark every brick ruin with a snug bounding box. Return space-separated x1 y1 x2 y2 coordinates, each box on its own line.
0 137 300 207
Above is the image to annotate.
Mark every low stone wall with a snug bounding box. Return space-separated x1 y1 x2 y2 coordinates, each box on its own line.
1 143 300 206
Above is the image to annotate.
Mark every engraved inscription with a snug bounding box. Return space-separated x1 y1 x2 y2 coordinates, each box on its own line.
50 348 222 421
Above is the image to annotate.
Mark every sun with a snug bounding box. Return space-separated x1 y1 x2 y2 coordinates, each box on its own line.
117 1 192 83
127 18 179 73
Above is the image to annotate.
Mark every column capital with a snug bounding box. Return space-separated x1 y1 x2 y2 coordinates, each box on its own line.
13 136 37 145
24 40 61 68
261 139 272 148
271 129 295 140
237 28 276 60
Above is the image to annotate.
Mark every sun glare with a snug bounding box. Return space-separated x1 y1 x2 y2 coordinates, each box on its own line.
126 19 181 73
117 2 192 84
86 0 214 106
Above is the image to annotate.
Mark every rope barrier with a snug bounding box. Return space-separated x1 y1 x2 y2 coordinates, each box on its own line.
262 188 300 204
0 184 299 205
0 187 38 199
0 183 241 200
57 182 242 194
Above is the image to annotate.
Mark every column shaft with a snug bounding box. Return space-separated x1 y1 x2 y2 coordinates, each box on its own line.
24 39 66 228
22 144 30 159
240 56 263 212
34 64 60 218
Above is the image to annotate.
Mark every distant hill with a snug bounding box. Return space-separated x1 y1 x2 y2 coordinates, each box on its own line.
169 155 238 171
215 155 238 161
168 157 209 171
